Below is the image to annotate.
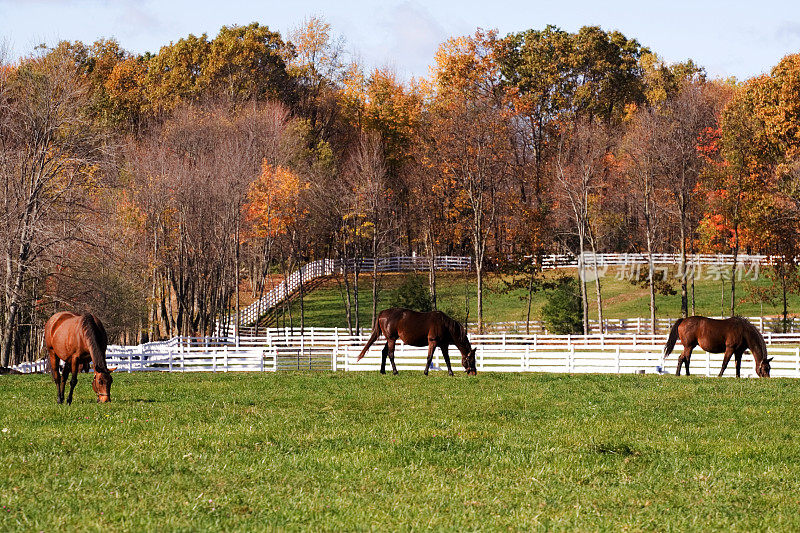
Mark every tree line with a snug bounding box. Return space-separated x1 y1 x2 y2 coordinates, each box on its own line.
2 18 800 365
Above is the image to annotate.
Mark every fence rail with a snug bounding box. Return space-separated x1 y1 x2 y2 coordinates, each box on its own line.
540 252 776 269
15 329 800 379
221 315 800 338
229 253 784 328
229 256 471 328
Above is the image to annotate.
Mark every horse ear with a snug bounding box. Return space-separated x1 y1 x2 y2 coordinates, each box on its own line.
765 358 774 364
108 367 117 372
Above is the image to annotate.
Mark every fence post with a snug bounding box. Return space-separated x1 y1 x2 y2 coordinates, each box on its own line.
796 347 799 378
567 345 574 373
333 329 339 372
615 346 620 374
706 350 710 377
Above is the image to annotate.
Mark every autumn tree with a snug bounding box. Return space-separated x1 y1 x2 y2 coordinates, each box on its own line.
0 47 110 365
555 119 613 334
425 30 512 332
343 132 393 326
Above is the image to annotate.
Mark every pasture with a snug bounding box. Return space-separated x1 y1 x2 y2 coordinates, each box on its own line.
2 372 799 531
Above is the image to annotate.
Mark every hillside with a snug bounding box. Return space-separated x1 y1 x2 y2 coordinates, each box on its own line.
261 268 800 330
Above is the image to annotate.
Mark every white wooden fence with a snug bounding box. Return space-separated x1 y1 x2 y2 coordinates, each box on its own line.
15 330 800 379
223 316 800 338
230 256 472 328
230 259 337 329
541 252 775 269
230 252 782 328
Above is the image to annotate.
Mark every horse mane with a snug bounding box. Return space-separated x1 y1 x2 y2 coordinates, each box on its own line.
81 314 109 373
731 316 768 363
442 312 470 349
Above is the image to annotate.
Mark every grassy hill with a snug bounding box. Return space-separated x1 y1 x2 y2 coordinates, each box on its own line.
263 267 800 329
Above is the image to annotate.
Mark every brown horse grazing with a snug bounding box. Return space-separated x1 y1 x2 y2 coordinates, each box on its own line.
357 308 477 375
44 312 114 404
664 316 772 378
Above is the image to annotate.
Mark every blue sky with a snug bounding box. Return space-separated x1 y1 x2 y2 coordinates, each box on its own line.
1 0 799 81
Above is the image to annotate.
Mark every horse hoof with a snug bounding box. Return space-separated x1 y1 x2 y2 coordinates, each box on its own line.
448 372 454 376
392 371 399 376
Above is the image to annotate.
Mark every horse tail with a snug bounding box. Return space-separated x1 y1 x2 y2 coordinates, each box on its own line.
356 318 382 361
82 314 109 373
663 318 684 358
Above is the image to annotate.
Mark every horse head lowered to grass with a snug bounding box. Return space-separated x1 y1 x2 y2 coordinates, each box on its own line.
357 308 477 375
663 316 772 378
44 312 114 404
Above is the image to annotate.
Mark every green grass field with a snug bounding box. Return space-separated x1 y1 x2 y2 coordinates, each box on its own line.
2 372 799 531
268 268 800 329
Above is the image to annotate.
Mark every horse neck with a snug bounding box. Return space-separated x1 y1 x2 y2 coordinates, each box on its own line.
450 324 471 356
744 325 766 363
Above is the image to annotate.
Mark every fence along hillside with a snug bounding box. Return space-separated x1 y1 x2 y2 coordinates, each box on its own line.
14 329 800 379
228 253 779 330
228 256 472 329
221 316 800 338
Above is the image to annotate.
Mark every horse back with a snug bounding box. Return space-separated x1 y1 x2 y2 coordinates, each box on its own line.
384 308 451 347
686 316 746 352
44 312 106 359
44 311 79 347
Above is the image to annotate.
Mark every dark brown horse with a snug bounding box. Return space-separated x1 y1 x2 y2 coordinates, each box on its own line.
357 308 477 375
44 312 114 404
664 316 772 378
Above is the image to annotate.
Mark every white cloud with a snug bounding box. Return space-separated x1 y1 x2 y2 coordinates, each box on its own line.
377 1 448 78
776 21 800 45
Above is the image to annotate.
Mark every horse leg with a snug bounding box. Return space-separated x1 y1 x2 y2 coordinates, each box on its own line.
718 347 735 377
424 342 435 375
440 344 454 376
676 346 693 376
58 362 70 405
387 339 399 375
66 358 80 405
734 348 745 378
48 350 62 404
380 344 388 374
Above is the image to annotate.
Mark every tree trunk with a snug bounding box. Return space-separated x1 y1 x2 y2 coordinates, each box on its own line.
425 227 437 310
679 198 688 318
647 234 656 335
587 229 604 334
525 263 535 335
235 216 240 338
730 221 739 317
577 231 589 335
371 228 379 327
